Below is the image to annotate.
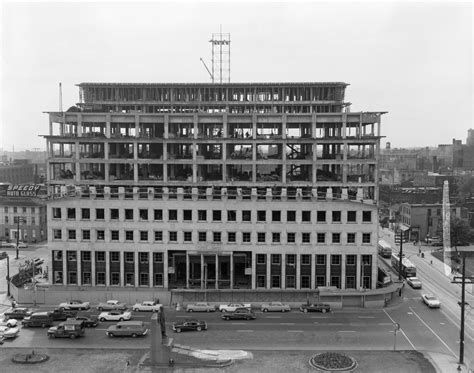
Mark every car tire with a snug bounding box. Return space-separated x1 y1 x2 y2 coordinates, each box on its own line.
133 308 138 312
100 318 106 322
70 334 76 339
188 309 193 313
197 326 202 331
119 318 124 321
98 307 103 311
175 328 182 333
303 308 308 313
41 323 46 328
322 309 327 313
107 332 114 337
263 309 268 312
49 334 54 338
224 316 230 321
132 333 137 338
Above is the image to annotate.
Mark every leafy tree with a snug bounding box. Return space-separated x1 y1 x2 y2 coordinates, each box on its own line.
445 217 472 247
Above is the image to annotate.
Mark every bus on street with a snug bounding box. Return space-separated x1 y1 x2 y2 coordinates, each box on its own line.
391 253 416 278
378 240 393 258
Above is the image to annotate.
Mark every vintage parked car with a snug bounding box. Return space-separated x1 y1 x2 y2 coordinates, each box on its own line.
0 241 15 248
422 294 441 308
106 321 148 338
48 320 85 339
132 301 162 312
219 303 252 312
4 307 32 320
222 308 256 321
99 310 132 322
67 315 98 327
0 252 8 260
0 315 18 327
299 303 331 313
261 302 291 312
406 277 422 289
50 308 78 321
186 302 217 313
96 300 128 311
58 300 91 310
0 325 20 339
172 319 207 333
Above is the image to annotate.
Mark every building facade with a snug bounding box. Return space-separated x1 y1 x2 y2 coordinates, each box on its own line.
44 82 384 292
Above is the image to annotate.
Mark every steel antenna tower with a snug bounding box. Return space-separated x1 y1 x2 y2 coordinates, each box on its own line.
209 26 230 83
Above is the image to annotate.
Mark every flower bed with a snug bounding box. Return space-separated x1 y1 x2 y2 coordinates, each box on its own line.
309 352 357 371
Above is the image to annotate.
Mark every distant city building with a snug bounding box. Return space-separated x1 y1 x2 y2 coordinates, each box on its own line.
399 202 465 242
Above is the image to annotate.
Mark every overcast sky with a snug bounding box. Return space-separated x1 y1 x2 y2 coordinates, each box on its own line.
1 1 472 151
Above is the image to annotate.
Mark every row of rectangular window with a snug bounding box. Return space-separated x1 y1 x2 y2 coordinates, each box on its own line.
53 271 163 286
54 251 372 266
53 229 371 244
51 207 372 224
3 207 36 213
53 250 163 263
256 275 372 289
256 253 372 265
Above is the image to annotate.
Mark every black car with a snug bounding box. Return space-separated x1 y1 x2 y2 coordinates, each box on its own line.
299 303 331 313
172 319 207 333
50 308 78 321
222 308 256 321
67 315 98 327
4 307 32 320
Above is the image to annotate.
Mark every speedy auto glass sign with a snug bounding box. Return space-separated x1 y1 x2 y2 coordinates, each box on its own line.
6 184 41 197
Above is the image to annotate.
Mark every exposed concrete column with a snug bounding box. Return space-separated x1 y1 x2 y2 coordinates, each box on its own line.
222 113 228 137
230 253 234 290
76 251 82 286
281 254 286 289
77 113 82 137
149 252 153 288
200 253 204 290
164 114 169 138
91 251 96 286
135 114 139 138
163 251 169 289
135 251 139 288
251 252 256 289
311 254 316 289
185 253 189 289
106 114 111 138
62 251 67 286
49 117 53 136
356 254 361 290
296 254 301 289
105 251 110 287
326 254 331 287
193 113 198 139
341 254 346 290
266 254 271 289
282 114 287 139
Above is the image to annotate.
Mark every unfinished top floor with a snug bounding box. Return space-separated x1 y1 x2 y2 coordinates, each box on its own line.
76 82 349 114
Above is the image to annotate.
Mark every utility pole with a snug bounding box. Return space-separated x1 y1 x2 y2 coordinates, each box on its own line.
15 216 24 260
451 247 474 366
398 230 403 280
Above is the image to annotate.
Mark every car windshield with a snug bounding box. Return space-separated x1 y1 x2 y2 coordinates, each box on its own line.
426 296 437 300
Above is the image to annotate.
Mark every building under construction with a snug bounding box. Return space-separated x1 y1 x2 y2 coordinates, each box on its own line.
44 82 385 301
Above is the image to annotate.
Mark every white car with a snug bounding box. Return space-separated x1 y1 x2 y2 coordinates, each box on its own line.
421 294 441 308
58 300 91 310
186 302 217 313
99 310 132 322
0 325 20 339
0 315 18 328
219 303 252 312
406 277 422 289
132 301 162 312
